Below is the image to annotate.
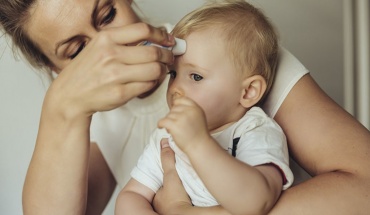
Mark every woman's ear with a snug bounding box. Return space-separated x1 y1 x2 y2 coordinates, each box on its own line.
240 75 267 108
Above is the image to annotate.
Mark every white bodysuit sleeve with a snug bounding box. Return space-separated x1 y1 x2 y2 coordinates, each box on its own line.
130 129 167 193
234 108 294 190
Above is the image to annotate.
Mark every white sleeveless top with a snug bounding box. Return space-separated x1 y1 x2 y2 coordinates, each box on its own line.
91 47 309 188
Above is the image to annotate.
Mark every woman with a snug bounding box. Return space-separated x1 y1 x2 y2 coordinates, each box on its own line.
0 0 369 214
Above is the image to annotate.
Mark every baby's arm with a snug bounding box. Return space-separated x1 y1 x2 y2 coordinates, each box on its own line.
154 143 281 215
158 97 283 214
189 137 283 215
115 178 157 215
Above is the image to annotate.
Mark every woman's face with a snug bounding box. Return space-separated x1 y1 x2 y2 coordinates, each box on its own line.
25 0 139 71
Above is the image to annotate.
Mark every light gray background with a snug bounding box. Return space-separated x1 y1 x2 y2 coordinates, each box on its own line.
0 0 345 214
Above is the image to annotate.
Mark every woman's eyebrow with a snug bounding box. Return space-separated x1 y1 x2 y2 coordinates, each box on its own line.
91 0 113 28
91 0 101 28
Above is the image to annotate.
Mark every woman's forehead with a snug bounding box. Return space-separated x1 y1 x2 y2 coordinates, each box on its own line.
26 0 96 54
30 0 94 25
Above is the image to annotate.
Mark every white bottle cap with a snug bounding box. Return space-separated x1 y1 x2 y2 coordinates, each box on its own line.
172 38 187 55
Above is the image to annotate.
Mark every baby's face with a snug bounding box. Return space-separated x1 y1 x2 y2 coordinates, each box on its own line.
167 29 246 132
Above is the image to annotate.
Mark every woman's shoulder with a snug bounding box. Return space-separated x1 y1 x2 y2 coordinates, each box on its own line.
262 47 309 117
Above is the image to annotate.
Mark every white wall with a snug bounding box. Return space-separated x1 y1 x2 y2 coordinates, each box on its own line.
251 0 344 105
0 1 345 214
0 41 48 214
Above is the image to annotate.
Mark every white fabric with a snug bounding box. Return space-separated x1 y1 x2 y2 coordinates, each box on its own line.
262 47 309 117
131 107 293 207
91 48 309 189
90 78 169 187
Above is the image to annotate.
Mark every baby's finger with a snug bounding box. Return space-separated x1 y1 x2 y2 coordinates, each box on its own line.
172 96 198 107
157 115 179 132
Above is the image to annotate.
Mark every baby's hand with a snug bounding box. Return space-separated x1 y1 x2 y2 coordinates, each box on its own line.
158 96 210 153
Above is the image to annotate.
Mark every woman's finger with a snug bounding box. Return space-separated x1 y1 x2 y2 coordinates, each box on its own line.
99 81 158 108
106 62 167 84
120 81 159 101
108 23 175 47
115 45 174 65
160 139 176 173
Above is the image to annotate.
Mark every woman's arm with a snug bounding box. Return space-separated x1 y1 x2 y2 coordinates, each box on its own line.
270 74 370 214
86 143 116 215
22 100 92 215
22 23 175 215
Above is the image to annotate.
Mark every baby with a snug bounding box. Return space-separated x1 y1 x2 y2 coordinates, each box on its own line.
115 1 293 214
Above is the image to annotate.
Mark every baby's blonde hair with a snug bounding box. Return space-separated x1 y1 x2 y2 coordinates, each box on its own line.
172 0 279 103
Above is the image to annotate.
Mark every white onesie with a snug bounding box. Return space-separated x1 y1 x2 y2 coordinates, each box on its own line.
131 107 294 206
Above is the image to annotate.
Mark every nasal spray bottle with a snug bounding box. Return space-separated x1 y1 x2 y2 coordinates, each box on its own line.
137 38 187 55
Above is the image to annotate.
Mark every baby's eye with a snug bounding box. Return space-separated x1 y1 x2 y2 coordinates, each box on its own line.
191 73 203 81
168 70 177 79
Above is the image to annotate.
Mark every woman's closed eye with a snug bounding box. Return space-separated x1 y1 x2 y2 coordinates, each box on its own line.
67 5 117 59
68 41 86 59
99 6 117 26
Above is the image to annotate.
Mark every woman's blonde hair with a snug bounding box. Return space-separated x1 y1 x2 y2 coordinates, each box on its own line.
172 0 279 103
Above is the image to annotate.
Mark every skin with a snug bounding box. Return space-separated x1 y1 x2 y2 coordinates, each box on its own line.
116 29 283 215
22 0 175 214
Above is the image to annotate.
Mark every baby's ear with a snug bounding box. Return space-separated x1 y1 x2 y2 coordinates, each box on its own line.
239 75 267 108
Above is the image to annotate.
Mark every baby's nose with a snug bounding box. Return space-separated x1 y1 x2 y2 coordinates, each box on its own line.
172 92 183 100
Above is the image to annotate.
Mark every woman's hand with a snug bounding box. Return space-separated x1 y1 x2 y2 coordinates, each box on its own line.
154 139 232 215
23 23 174 215
153 139 192 214
45 23 175 121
